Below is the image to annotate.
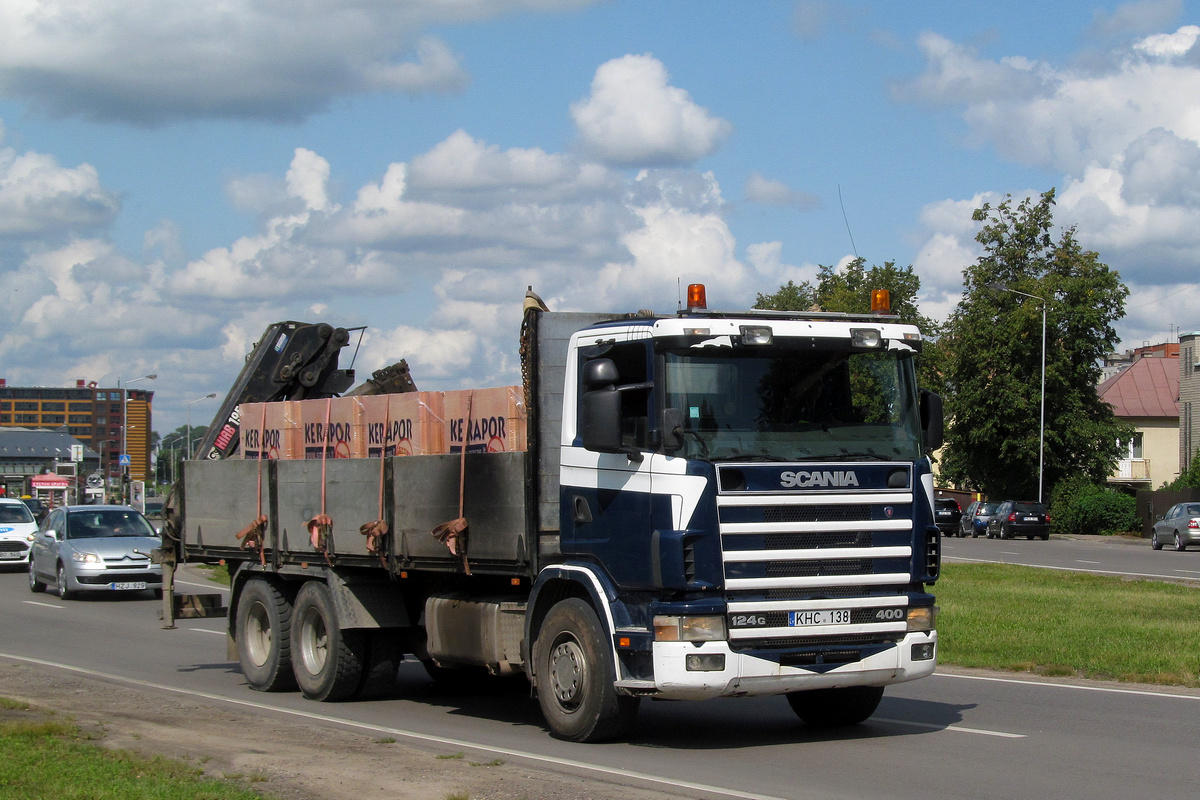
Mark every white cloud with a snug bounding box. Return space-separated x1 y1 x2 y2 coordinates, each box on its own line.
0 139 119 238
744 172 821 209
0 1 595 124
1133 23 1200 57
571 54 732 166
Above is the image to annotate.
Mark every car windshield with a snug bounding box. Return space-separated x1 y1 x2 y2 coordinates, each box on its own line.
66 510 157 539
661 340 922 462
1013 503 1046 515
0 504 35 523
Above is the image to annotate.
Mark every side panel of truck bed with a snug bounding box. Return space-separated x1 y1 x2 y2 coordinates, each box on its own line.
181 452 530 574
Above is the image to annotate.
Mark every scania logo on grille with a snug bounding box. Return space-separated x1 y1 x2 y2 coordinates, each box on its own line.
779 470 860 488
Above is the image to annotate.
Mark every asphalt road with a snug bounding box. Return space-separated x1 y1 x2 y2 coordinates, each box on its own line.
1 543 1197 800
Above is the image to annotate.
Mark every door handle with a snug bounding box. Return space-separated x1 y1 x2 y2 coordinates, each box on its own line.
571 495 593 525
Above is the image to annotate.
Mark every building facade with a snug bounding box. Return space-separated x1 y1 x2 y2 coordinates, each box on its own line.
1182 333 1200 474
1098 351 1180 490
0 380 154 483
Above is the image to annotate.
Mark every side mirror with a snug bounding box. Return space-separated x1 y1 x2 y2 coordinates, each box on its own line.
920 390 944 452
44 529 59 541
578 357 646 463
662 408 684 452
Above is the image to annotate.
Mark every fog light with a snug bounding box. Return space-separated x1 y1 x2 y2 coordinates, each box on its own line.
686 653 726 671
906 606 936 632
850 327 882 348
911 642 935 661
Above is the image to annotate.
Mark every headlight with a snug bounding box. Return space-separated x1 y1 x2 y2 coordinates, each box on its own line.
653 615 727 642
907 606 937 632
71 551 103 564
850 328 883 348
739 325 773 345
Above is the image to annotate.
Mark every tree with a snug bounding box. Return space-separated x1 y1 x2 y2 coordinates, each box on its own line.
756 258 948 395
941 189 1130 500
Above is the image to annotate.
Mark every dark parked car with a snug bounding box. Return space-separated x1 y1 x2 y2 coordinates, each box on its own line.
986 501 1050 540
934 498 963 536
1150 503 1200 551
960 500 1000 538
20 497 48 524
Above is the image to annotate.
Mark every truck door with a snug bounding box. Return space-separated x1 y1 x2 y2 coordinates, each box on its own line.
562 339 660 588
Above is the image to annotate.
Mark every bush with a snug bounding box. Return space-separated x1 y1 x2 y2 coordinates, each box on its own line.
1050 476 1138 536
1160 448 1200 490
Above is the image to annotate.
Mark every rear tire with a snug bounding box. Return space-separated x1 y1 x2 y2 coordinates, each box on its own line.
1175 532 1187 552
237 578 297 692
787 685 884 727
290 580 365 701
28 564 46 593
534 598 639 742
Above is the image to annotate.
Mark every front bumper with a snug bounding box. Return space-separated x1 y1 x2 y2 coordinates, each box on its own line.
633 630 937 700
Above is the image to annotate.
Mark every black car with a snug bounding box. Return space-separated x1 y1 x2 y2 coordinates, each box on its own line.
986 501 1050 540
934 498 963 537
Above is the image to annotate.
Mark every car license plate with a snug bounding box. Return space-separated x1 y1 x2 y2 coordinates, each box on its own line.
0 552 22 560
788 609 850 627
1023 516 1040 522
111 581 147 591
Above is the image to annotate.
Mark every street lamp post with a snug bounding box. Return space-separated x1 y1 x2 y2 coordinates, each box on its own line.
187 393 218 460
121 374 157 503
987 283 1047 503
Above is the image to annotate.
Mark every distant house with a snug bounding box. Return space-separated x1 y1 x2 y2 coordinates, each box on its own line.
1097 351 1179 490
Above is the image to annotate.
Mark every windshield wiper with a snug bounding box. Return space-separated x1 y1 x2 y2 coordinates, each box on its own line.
835 449 895 461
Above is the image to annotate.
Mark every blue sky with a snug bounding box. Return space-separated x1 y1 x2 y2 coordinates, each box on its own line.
2 0 1198 434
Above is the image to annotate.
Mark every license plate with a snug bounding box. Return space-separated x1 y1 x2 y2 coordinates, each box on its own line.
0 552 23 560
111 581 147 591
1023 517 1040 522
788 609 850 627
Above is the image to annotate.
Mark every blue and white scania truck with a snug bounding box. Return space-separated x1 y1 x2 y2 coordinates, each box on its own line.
166 285 944 742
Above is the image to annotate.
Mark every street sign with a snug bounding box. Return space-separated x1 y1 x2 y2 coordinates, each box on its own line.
70 444 83 462
119 454 131 466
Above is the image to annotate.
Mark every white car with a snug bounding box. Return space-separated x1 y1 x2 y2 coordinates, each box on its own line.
0 498 39 566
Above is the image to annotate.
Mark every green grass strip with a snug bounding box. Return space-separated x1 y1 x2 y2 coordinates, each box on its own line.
0 717 264 800
937 563 1200 686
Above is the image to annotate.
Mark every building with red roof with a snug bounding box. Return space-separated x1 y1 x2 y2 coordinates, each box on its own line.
1097 350 1180 489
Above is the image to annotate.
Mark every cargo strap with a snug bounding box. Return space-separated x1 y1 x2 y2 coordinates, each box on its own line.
306 397 335 566
240 406 269 565
432 392 471 575
361 395 390 569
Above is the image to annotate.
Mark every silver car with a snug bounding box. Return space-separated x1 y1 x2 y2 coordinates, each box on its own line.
1151 503 1200 551
28 505 162 599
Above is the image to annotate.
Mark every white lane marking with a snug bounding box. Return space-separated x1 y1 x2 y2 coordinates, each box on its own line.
935 671 1200 701
21 601 63 609
189 628 225 636
1176 569 1200 575
174 579 229 591
0 653 789 800
874 717 1025 738
943 555 1200 583
1075 560 1100 564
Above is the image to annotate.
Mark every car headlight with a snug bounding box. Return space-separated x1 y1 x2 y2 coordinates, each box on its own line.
71 551 103 564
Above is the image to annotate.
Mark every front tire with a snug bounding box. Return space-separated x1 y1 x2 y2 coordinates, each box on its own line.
290 580 365 701
237 578 297 692
1152 534 1163 550
534 598 639 742
787 685 885 727
57 563 75 600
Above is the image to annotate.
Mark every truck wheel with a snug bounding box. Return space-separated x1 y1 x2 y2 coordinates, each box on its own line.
534 598 639 742
290 580 365 701
787 686 884 727
355 630 403 700
237 579 297 692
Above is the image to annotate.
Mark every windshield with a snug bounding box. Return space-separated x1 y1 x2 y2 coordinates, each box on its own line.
66 509 157 539
0 504 35 523
662 341 922 462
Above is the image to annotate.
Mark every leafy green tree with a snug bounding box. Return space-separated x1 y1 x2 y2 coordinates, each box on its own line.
942 189 1130 500
755 258 948 394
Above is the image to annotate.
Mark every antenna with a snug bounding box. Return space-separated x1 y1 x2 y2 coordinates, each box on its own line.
677 277 682 312
838 185 860 260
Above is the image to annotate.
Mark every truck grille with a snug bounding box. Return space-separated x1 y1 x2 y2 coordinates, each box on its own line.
717 463 916 651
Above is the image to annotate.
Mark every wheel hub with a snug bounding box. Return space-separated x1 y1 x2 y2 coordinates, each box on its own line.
549 639 584 707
